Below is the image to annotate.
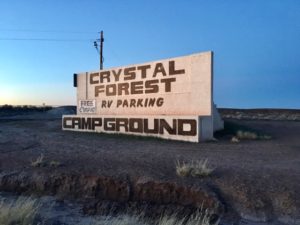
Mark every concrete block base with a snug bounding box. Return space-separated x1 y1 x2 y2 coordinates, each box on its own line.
62 115 216 142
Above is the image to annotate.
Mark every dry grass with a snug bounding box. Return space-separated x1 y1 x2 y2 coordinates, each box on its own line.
94 209 218 225
49 160 62 168
0 197 218 225
157 209 218 225
236 130 272 140
31 154 62 168
0 196 40 225
176 159 215 178
230 136 240 143
96 214 145 225
236 130 258 139
31 154 45 167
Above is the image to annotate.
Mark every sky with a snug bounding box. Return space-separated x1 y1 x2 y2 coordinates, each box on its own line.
0 0 299 108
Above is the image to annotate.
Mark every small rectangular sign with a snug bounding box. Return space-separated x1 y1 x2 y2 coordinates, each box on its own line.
78 100 96 114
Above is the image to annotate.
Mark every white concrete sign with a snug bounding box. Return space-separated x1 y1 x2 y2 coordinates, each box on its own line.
76 52 213 116
62 51 223 142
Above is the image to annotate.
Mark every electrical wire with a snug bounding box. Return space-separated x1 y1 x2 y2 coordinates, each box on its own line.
0 38 94 42
0 28 97 34
0 28 98 42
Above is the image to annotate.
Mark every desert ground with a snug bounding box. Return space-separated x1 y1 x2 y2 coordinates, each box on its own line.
0 107 299 225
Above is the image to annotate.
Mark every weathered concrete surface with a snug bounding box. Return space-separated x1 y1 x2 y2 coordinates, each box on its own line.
76 52 213 116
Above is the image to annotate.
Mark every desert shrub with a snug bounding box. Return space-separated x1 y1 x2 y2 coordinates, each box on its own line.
230 136 240 143
236 130 257 139
259 135 272 140
0 196 40 225
176 159 215 178
49 160 62 168
31 155 63 168
236 130 271 140
215 121 271 141
31 154 45 167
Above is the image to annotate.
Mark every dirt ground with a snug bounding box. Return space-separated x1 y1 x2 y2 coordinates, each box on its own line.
0 108 299 225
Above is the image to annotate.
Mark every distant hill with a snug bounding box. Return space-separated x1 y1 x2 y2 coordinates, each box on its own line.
1 105 299 121
219 108 300 121
0 105 76 119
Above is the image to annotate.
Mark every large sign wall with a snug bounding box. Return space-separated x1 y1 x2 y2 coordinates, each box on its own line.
76 52 213 116
62 51 222 142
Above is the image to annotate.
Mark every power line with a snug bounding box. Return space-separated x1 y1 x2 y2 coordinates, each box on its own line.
0 38 93 42
0 28 96 34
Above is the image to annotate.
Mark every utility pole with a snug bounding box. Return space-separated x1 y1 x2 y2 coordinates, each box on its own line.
94 30 104 70
100 31 104 70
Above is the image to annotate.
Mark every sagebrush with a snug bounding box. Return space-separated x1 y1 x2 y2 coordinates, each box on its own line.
31 154 45 167
236 130 271 140
176 159 215 177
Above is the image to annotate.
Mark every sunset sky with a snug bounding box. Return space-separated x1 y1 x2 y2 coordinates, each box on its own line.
0 0 299 108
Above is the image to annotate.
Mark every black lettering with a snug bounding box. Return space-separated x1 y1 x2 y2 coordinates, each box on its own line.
137 65 151 78
81 117 92 129
64 117 101 130
112 69 122 82
144 98 148 107
104 118 115 131
161 78 176 92
100 71 111 83
106 84 117 96
129 118 143 133
117 100 122 107
130 99 136 107
118 83 130 95
131 81 144 94
177 119 197 136
95 85 105 97
107 100 113 108
145 79 159 93
116 118 129 132
122 100 129 107
124 67 136 80
144 119 159 134
153 63 167 77
90 73 99 84
72 118 81 129
91 118 102 130
159 119 177 135
169 60 185 75
148 98 155 107
137 99 143 107
63 117 73 129
157 98 164 107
